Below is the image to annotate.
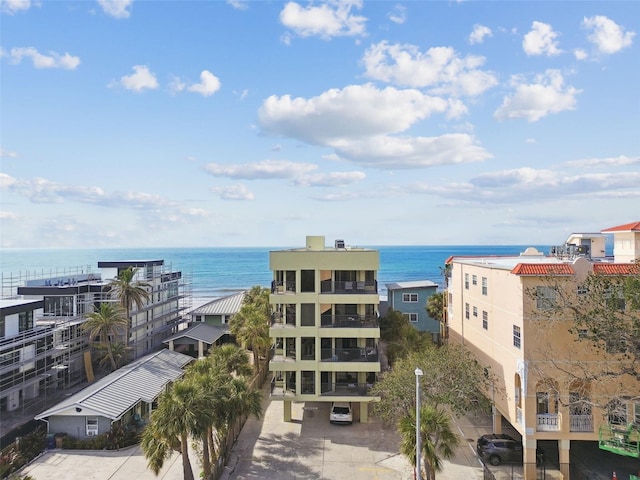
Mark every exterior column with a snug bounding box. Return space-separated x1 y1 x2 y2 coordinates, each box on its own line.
523 438 537 480
559 439 570 479
168 340 174 352
360 402 368 423
198 340 204 358
492 410 502 433
283 400 292 422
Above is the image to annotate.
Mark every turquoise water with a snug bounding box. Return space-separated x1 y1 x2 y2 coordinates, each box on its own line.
0 245 548 299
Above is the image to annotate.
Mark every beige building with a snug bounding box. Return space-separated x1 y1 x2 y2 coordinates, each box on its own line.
268 236 381 422
444 222 640 479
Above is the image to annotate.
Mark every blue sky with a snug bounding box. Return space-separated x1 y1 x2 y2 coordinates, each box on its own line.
1 0 638 248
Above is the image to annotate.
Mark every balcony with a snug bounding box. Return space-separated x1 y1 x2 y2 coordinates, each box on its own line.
516 407 524 428
320 314 378 328
320 347 379 363
570 414 594 432
320 280 377 294
536 413 561 432
320 382 375 397
271 280 296 295
270 312 295 328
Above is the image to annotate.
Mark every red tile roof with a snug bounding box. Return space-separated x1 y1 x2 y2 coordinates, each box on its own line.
593 263 640 275
601 221 640 233
510 264 574 276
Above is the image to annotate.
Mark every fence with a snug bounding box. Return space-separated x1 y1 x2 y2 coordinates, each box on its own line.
481 460 593 480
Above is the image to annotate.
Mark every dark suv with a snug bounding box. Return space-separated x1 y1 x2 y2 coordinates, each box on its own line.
477 434 523 466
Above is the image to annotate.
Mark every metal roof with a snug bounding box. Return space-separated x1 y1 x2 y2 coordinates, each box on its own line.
386 280 438 290
35 349 193 421
191 291 245 316
163 323 228 345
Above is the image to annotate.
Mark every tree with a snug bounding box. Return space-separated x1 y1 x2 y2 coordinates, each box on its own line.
399 405 459 480
529 262 640 420
426 292 444 324
107 267 150 351
142 380 213 480
378 308 432 366
230 303 271 372
208 343 253 377
371 343 491 426
82 303 129 371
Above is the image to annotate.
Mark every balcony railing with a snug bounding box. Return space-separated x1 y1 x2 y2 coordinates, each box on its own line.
570 414 594 432
320 314 378 328
271 280 296 294
320 382 375 396
536 413 561 431
320 347 379 362
320 280 377 294
271 312 295 327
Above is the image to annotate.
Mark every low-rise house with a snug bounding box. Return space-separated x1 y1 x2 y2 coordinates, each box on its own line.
385 280 440 339
35 349 193 439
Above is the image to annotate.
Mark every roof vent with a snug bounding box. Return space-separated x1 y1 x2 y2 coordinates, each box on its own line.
335 239 345 249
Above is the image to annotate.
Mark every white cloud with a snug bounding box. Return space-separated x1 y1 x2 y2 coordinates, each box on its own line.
294 171 366 187
111 65 158 92
279 0 367 40
1 0 30 14
0 147 18 158
187 70 221 97
361 41 497 96
259 83 491 169
227 0 248 10
8 47 80 69
494 70 580 122
0 173 18 188
523 21 562 56
260 83 450 143
0 210 19 220
204 160 317 180
387 4 406 25
408 167 640 204
563 155 640 168
97 0 133 19
469 24 492 45
583 15 635 55
212 184 255 200
573 48 588 60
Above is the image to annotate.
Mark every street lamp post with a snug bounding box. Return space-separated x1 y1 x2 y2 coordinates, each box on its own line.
415 367 424 480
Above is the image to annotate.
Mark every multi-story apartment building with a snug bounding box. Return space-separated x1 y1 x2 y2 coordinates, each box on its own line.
385 280 440 339
444 222 640 479
269 236 381 423
1 260 189 442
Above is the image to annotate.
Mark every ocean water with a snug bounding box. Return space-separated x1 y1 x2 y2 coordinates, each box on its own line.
0 245 548 300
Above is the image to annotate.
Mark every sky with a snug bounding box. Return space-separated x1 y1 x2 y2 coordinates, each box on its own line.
1 0 639 249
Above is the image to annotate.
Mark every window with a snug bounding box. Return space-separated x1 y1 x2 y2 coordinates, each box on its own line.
482 311 488 330
635 402 640 426
473 306 478 318
19 311 34 332
536 286 557 310
465 273 469 289
465 303 469 319
86 417 99 436
472 275 478 285
577 329 588 339
402 293 418 303
606 287 626 311
577 285 588 296
481 277 487 295
403 313 418 323
513 325 521 349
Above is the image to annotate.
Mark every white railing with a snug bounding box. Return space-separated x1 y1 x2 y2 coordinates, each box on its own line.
570 414 593 432
536 413 561 431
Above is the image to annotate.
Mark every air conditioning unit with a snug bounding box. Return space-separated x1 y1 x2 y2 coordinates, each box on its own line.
335 239 345 249
87 430 97 437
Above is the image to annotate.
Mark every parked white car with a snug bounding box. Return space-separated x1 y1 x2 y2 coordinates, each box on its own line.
329 402 352 424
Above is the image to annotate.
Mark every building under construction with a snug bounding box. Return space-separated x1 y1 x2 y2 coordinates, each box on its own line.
0 259 191 445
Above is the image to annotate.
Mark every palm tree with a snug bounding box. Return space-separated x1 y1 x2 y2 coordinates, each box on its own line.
207 343 253 377
142 380 213 480
82 303 128 371
230 303 271 372
426 292 444 324
399 405 459 480
108 267 150 353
